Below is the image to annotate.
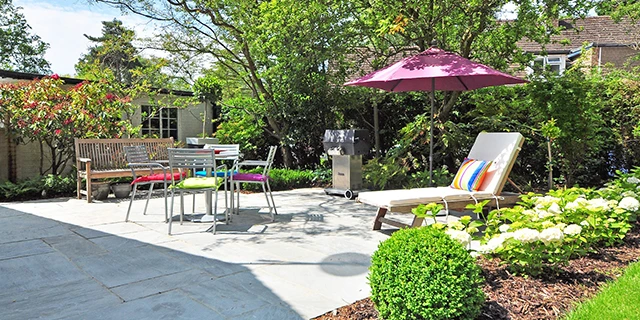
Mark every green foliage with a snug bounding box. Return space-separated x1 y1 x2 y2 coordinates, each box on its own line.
238 168 329 192
363 153 452 190
564 261 640 320
0 174 75 201
0 76 138 175
215 97 266 160
480 169 640 276
369 227 485 320
0 0 50 73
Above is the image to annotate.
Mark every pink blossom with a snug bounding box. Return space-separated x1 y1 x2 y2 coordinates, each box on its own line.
51 74 60 80
54 129 62 135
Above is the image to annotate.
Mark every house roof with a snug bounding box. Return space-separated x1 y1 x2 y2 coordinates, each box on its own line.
518 16 640 54
0 69 195 97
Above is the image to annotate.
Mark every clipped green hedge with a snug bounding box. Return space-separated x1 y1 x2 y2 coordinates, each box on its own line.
239 168 330 192
0 175 76 201
369 227 485 320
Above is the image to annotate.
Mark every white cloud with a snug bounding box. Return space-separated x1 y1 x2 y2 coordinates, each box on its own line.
14 0 152 76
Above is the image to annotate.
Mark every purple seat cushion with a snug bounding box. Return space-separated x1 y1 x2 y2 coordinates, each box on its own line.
232 173 268 182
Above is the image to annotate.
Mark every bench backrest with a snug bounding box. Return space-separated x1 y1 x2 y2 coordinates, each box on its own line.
74 138 174 171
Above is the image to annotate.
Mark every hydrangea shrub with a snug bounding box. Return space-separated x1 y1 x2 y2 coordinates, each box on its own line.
477 170 640 275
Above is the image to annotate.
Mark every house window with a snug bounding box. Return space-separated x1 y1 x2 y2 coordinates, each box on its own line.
141 106 178 140
529 56 566 75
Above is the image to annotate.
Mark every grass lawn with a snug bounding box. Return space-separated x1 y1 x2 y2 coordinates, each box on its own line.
564 261 640 319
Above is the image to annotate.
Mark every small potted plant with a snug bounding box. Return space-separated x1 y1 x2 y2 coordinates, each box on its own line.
91 181 111 200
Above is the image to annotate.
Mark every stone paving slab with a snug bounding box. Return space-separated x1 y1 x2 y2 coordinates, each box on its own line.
0 188 400 319
0 278 122 320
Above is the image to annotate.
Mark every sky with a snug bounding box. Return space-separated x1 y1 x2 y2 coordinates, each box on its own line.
14 0 154 76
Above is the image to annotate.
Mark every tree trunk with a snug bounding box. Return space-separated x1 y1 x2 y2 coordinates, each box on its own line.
280 145 293 168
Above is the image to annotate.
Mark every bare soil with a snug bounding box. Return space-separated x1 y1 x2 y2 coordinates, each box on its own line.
314 221 640 320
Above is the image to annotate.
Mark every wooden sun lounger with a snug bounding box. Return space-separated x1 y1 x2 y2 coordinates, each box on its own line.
357 132 525 230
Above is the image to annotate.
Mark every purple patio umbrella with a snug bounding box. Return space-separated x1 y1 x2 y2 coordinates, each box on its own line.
345 47 528 185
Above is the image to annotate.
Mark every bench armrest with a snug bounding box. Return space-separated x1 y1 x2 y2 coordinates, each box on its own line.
78 157 92 163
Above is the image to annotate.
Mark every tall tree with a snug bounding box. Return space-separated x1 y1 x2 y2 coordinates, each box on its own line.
76 19 142 84
0 0 50 73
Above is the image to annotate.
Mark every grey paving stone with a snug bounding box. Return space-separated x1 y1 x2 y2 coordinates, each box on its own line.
180 276 271 318
110 269 215 302
72 245 192 288
70 226 111 239
0 252 88 295
70 290 225 320
0 206 25 219
43 233 108 259
0 214 72 244
0 239 54 261
0 278 121 320
89 234 150 251
154 245 246 278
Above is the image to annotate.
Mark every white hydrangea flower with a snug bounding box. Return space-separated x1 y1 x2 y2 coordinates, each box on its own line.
447 220 465 230
586 198 610 211
513 228 540 243
533 195 561 207
499 232 514 240
498 224 510 233
564 224 582 236
627 176 640 184
523 209 537 216
619 197 640 211
622 191 637 198
539 228 564 245
482 237 506 253
565 197 588 211
548 202 562 215
445 229 471 248
537 209 554 219
580 220 590 227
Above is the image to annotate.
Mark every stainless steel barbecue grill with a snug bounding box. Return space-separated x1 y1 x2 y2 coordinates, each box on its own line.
322 129 370 199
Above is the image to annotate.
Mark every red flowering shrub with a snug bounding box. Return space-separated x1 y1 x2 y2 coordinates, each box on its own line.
0 76 137 175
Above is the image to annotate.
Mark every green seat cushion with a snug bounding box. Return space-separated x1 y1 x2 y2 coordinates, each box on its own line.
173 177 220 189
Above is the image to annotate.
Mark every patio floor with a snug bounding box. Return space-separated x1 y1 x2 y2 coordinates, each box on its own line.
0 188 407 319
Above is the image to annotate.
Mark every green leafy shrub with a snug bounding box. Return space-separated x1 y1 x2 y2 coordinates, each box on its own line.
0 175 76 201
363 155 452 190
238 168 329 191
369 227 485 320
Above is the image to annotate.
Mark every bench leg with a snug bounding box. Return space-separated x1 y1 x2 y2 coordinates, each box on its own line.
411 216 425 228
373 208 387 230
85 162 92 203
77 175 82 199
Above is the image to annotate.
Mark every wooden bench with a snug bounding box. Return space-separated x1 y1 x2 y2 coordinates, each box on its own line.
74 138 175 203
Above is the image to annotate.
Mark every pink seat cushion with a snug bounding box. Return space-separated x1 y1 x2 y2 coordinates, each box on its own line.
232 173 268 182
131 172 186 185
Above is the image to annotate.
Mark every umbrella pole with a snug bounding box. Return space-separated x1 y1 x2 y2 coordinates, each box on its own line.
429 78 435 187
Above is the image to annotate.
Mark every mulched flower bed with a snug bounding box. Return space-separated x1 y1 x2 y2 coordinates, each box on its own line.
314 221 640 320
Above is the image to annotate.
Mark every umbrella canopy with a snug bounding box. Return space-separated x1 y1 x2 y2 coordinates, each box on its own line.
344 47 528 185
345 47 527 91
